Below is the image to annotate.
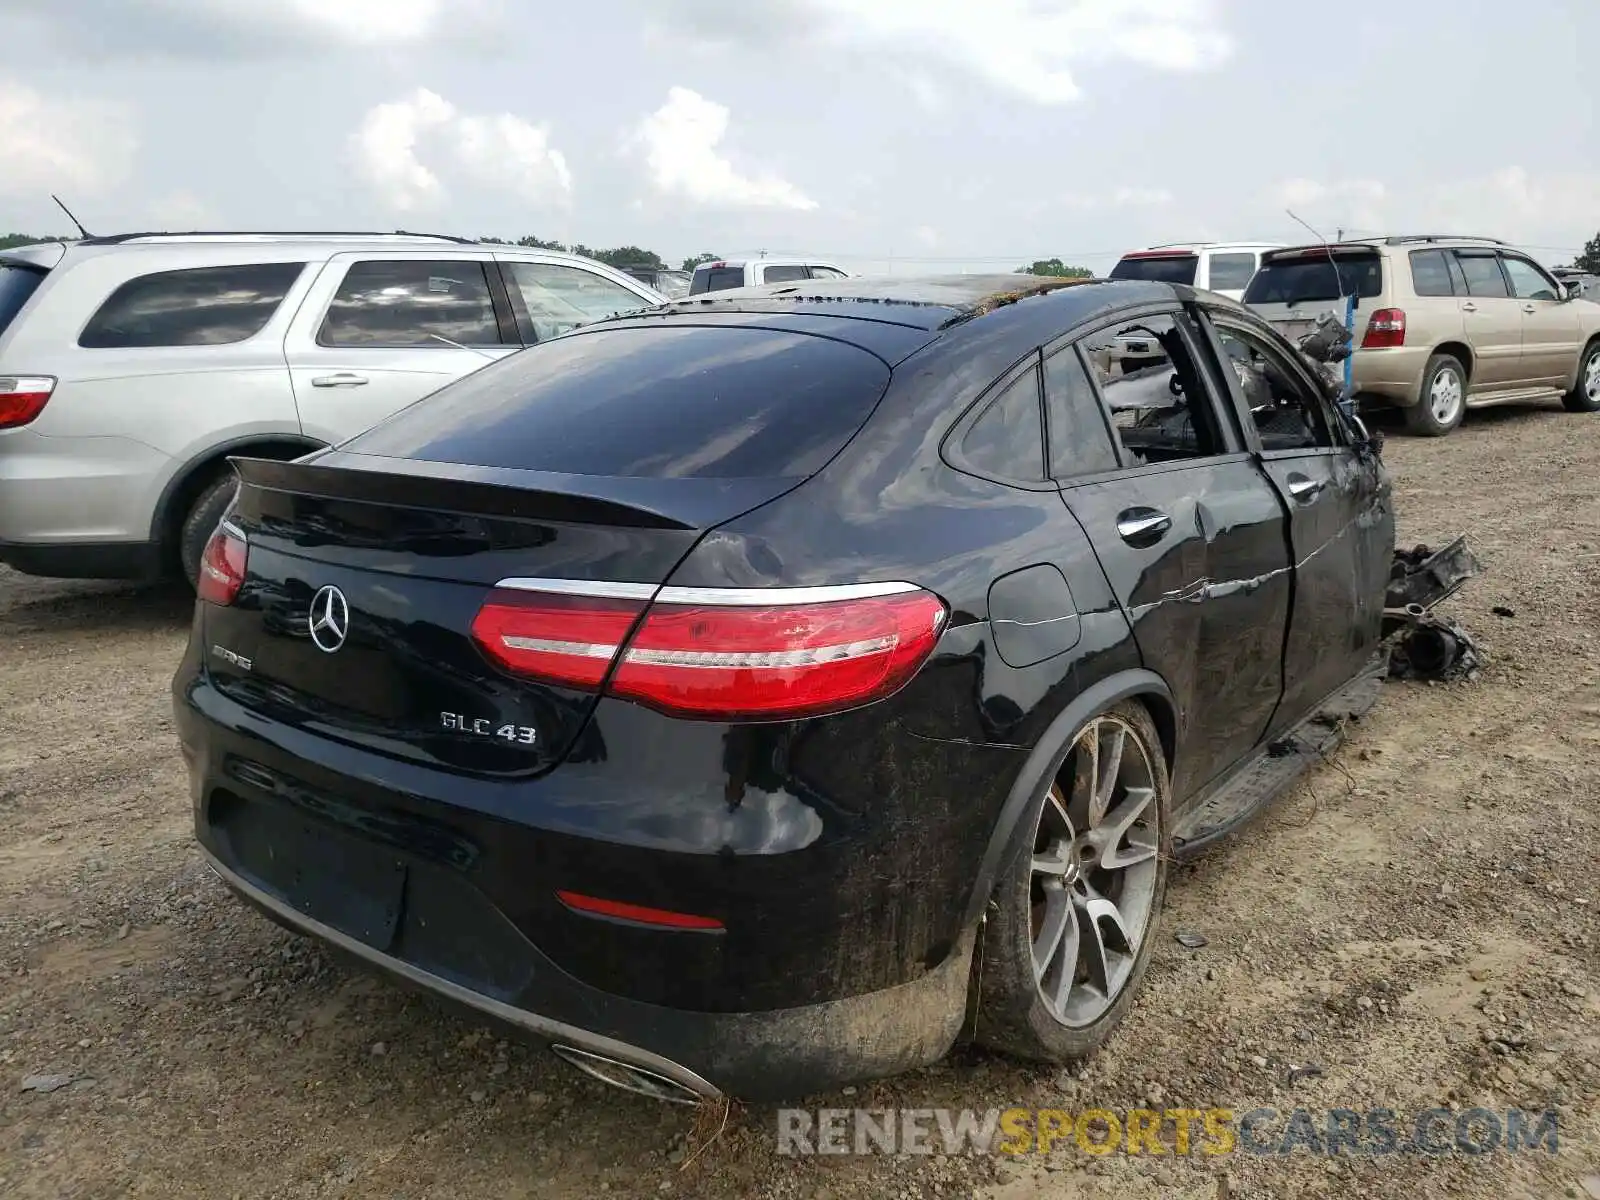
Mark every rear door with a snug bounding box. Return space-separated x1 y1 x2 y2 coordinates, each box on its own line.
284 252 522 445
1196 307 1391 735
1055 307 1291 800
1499 253 1581 387
1450 249 1523 388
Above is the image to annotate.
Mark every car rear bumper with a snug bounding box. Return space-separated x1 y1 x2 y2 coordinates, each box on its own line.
172 634 1008 1099
1350 346 1431 406
193 782 973 1102
0 536 163 580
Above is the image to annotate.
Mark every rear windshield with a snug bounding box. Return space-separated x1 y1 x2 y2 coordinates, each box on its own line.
689 268 745 295
1243 253 1384 304
344 324 891 480
0 264 46 338
1109 254 1198 286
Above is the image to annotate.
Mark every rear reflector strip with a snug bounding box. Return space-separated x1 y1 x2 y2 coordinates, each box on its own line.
556 890 725 931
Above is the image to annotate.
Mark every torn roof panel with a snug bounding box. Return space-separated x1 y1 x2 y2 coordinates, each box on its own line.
653 273 1119 331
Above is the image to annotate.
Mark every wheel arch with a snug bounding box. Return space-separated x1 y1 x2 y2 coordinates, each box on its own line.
149 433 327 565
1431 341 1473 379
959 669 1176 931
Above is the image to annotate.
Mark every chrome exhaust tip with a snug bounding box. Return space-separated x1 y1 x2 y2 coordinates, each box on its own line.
550 1044 708 1105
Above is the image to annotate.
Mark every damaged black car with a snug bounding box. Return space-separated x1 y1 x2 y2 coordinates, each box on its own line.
175 275 1422 1103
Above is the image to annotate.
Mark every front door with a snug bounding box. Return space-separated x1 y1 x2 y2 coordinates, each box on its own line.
1500 254 1582 388
1058 309 1291 801
1196 307 1393 737
284 253 522 445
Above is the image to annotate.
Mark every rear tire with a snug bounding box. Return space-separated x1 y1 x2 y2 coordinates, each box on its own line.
972 701 1171 1063
1562 340 1600 413
178 474 238 591
1404 354 1467 437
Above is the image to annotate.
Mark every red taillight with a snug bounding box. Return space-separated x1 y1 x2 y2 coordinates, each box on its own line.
471 583 948 721
197 523 247 605
0 376 56 429
471 589 647 688
556 890 724 931
1362 308 1407 349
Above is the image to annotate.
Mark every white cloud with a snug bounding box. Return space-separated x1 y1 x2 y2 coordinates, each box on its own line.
633 87 817 211
1266 170 1600 255
648 0 1231 104
352 88 572 213
146 190 213 228
0 81 136 198
0 0 508 57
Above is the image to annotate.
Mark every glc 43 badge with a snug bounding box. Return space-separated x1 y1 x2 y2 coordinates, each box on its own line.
440 712 536 744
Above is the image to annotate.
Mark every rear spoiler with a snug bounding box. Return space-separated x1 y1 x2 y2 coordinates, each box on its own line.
229 453 798 532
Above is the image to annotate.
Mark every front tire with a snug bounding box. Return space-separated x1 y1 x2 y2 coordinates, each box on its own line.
973 700 1171 1062
1563 340 1600 413
1404 354 1467 436
177 474 238 591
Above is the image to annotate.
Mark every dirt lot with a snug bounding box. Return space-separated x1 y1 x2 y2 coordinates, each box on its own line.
2 405 1598 1200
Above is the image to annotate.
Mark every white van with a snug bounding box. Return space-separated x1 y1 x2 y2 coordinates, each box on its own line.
1108 242 1284 301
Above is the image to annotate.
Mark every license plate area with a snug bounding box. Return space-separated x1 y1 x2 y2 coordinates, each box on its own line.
278 819 407 951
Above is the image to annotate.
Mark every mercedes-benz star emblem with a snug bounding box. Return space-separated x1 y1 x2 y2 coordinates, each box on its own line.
308 585 350 654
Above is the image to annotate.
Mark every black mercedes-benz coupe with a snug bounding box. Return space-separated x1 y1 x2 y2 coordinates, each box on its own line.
173 275 1395 1103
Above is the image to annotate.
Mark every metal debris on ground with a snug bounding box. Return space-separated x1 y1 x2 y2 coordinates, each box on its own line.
1174 930 1209 949
1381 535 1487 682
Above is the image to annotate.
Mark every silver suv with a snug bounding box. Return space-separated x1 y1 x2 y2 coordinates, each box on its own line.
0 232 664 584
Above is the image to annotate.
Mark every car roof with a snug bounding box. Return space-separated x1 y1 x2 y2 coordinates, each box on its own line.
1264 235 1511 257
650 273 1176 332
1127 241 1285 255
16 232 623 271
691 257 831 270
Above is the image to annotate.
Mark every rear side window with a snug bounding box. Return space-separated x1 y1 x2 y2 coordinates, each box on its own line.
1109 254 1198 286
79 262 305 349
1206 252 1257 292
690 268 745 294
1454 253 1508 298
1043 349 1119 476
344 325 890 480
318 260 504 348
810 266 848 279
503 262 649 342
761 265 808 284
1241 253 1383 304
0 265 46 338
1410 250 1456 297
958 364 1046 482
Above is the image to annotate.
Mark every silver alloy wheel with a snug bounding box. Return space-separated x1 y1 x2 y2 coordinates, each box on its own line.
1585 350 1600 402
1029 715 1160 1028
1430 365 1465 426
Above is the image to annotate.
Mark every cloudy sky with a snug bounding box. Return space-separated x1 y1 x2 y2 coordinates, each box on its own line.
0 0 1594 274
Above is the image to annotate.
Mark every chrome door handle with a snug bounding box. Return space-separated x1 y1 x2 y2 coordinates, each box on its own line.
1287 474 1326 502
1116 509 1172 546
1522 304 1538 313
310 373 369 388
1461 302 1478 313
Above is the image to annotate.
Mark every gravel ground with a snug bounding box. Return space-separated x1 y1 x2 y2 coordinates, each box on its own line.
1 403 1598 1199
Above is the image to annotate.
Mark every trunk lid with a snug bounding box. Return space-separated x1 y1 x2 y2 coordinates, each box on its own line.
207 454 790 776
1243 246 1386 340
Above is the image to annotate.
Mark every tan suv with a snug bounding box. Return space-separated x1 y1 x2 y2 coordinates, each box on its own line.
1244 235 1600 435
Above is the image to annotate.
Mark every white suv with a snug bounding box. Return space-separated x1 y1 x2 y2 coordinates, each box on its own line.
1108 241 1284 301
0 232 664 586
687 257 851 295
